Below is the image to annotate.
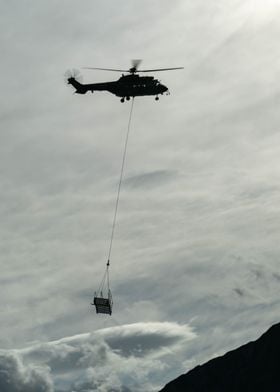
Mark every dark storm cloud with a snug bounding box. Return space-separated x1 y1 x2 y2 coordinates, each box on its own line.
98 322 195 357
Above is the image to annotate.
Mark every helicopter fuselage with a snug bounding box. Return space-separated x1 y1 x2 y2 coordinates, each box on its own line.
68 74 168 101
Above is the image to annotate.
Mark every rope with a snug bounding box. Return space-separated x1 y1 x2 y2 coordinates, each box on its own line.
95 99 134 298
96 261 110 295
107 98 135 264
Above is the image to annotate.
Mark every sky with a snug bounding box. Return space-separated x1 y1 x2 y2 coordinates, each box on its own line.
1 0 280 390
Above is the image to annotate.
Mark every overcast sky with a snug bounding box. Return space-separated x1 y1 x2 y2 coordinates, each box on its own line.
1 1 280 391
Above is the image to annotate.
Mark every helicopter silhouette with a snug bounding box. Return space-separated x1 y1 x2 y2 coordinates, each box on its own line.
66 60 183 102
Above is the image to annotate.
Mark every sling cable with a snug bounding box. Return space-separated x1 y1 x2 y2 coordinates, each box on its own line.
92 99 135 315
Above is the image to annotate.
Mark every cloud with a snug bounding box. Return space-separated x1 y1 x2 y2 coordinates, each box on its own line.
4 322 195 392
97 322 196 357
0 352 53 392
123 170 176 189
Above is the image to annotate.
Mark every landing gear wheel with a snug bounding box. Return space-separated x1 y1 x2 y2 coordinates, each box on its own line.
120 98 125 103
155 96 159 101
126 96 130 101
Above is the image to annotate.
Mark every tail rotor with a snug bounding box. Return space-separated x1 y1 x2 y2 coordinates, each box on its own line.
64 69 83 86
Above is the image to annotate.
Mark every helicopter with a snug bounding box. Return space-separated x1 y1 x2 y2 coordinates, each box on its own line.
66 60 183 102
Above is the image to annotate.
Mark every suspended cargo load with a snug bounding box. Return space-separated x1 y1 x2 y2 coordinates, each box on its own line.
92 260 113 316
93 289 113 315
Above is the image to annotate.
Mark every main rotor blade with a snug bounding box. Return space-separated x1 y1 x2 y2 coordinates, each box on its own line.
83 67 128 72
138 67 184 72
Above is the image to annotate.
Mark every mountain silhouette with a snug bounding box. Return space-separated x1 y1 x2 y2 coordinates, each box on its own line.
159 322 280 392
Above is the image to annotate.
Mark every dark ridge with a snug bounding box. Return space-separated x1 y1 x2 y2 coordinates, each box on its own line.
159 322 280 392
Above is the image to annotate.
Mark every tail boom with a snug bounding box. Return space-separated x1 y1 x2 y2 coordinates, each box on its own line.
67 77 113 95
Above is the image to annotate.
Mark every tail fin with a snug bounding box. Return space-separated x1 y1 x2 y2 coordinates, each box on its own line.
65 69 87 94
67 76 87 94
